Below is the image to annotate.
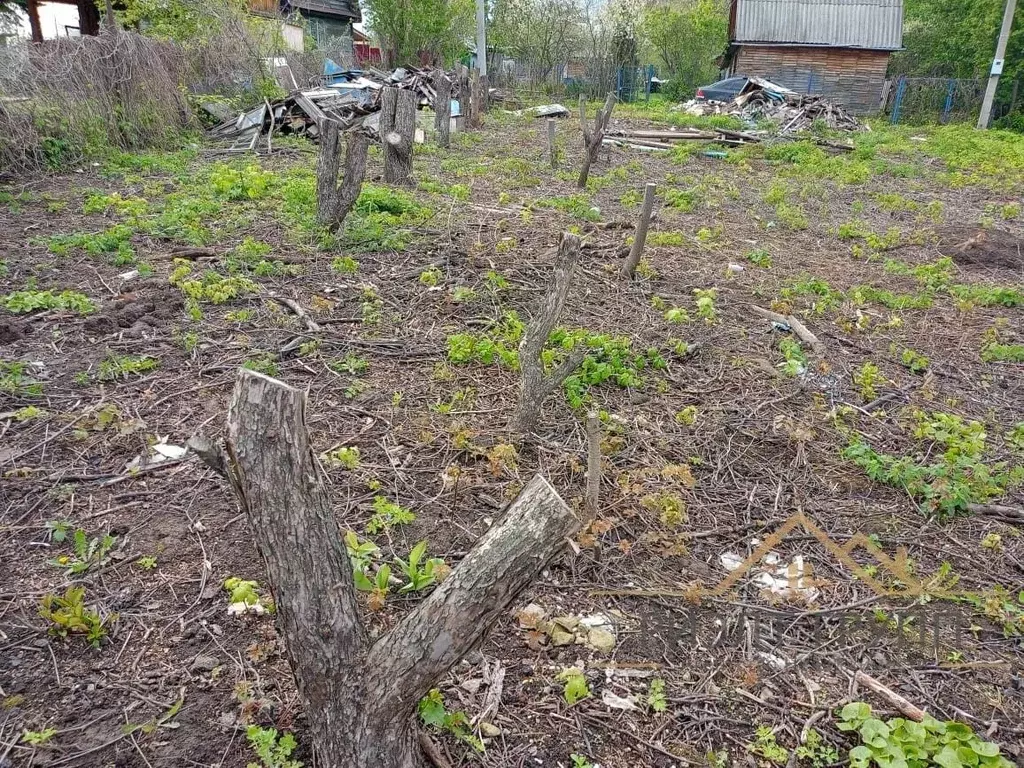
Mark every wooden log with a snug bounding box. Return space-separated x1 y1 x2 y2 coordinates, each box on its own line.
621 183 656 279
209 370 580 767
380 87 417 186
513 233 585 434
547 118 557 169
432 69 451 149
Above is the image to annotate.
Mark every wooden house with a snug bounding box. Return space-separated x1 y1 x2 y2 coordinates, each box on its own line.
722 0 904 113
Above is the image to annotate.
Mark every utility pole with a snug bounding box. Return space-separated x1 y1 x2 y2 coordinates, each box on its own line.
977 0 1018 128
475 0 487 78
475 0 488 113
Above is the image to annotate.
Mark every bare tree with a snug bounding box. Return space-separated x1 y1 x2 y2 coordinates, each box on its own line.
432 68 452 148
316 120 370 232
380 86 417 185
513 233 587 434
195 370 580 767
577 92 615 188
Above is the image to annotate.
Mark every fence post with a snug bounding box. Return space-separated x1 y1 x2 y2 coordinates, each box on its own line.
941 78 956 123
890 77 907 124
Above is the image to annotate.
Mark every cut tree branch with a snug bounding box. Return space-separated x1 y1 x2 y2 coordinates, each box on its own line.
513 233 584 434
749 304 825 355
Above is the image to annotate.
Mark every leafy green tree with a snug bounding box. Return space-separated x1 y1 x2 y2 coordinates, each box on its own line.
893 0 1024 114
643 0 727 100
490 0 583 80
363 0 475 67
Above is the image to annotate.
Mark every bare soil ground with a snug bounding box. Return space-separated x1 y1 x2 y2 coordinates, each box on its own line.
1 109 1023 768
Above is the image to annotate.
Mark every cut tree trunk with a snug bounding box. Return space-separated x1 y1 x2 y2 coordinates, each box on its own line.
26 0 43 42
512 233 585 434
577 93 616 188
432 69 452 148
380 87 417 185
621 182 657 278
316 120 370 232
457 66 472 130
200 370 580 767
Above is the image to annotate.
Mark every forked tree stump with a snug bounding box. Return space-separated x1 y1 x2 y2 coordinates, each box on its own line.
380 86 417 185
200 370 579 767
316 120 370 232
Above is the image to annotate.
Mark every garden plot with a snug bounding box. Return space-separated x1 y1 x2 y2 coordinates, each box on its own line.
1 109 1023 768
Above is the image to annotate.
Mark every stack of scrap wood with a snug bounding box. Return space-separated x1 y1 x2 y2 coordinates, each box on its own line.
604 127 762 151
206 66 446 153
677 81 862 133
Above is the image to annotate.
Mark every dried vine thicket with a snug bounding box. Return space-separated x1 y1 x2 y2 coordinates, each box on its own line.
0 18 286 174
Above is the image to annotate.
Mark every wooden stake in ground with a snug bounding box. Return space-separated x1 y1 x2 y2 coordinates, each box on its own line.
621 183 656 278
198 369 579 768
432 69 452 149
513 233 586 434
380 86 417 185
547 118 557 168
316 120 370 232
577 93 616 188
584 410 601 518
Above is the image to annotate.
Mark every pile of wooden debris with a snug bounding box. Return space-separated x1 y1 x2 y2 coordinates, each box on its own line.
678 82 863 133
205 66 448 153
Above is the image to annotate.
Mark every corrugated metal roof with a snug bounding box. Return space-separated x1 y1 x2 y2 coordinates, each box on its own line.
294 0 361 22
734 0 903 50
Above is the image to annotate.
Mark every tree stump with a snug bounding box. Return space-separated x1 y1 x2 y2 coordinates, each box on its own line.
380 86 417 185
513 233 586 434
316 119 370 232
621 182 657 278
432 69 452 149
197 370 579 767
456 66 472 130
577 93 616 188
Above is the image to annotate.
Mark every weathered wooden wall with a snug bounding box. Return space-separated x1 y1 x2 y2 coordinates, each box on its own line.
732 45 890 114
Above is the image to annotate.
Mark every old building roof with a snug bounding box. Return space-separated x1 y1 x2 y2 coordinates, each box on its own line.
293 0 362 23
731 0 903 51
